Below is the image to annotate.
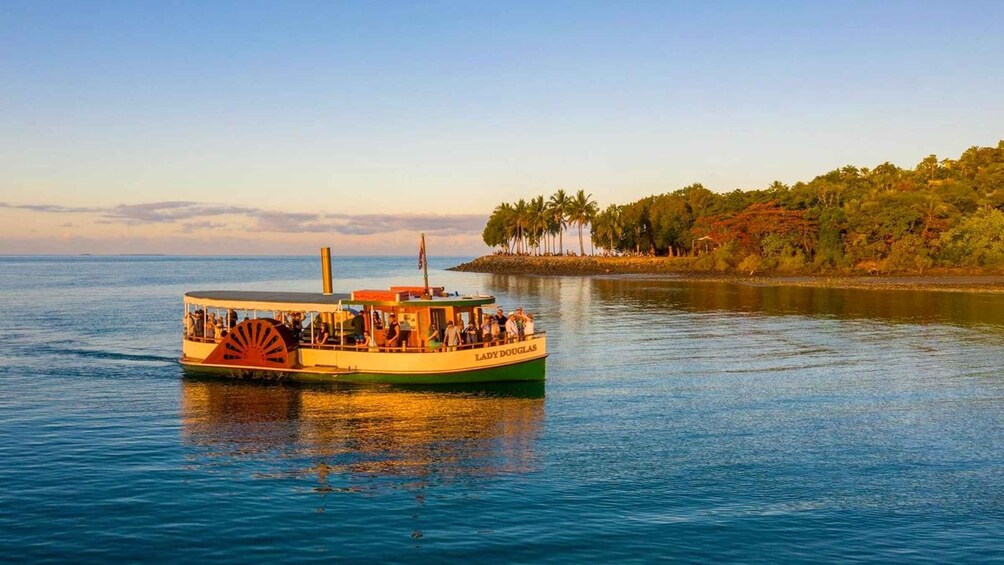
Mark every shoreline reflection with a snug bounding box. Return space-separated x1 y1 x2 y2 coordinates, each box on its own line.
480 272 1004 329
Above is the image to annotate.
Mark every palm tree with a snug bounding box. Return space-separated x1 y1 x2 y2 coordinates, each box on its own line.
527 195 547 255
548 189 571 255
915 194 952 240
544 212 560 255
568 189 599 256
513 199 529 254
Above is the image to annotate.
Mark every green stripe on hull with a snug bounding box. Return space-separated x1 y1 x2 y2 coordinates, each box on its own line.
182 357 546 385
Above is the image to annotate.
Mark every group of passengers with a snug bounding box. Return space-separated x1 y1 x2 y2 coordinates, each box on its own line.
184 308 242 343
305 310 371 348
425 306 535 351
186 306 537 352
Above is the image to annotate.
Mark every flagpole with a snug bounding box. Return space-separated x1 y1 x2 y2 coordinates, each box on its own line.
421 233 430 298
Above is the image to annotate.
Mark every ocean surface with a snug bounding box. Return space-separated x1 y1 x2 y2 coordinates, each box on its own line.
2 256 1003 563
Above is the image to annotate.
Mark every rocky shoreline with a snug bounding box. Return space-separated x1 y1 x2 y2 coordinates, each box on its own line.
448 255 1004 293
450 254 692 276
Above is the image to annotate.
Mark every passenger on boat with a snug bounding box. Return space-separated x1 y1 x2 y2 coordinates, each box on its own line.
398 319 412 348
226 309 238 329
288 312 303 343
365 331 378 352
494 307 507 328
427 323 441 350
372 310 384 330
205 314 217 340
444 320 462 351
490 317 501 343
194 309 205 338
313 321 329 345
524 313 535 338
464 320 479 345
516 307 526 340
385 314 400 348
481 317 493 346
213 320 225 343
351 311 365 340
184 312 194 337
505 314 518 342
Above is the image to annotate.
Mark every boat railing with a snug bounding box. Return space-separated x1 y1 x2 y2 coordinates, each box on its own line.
184 330 546 353
185 335 217 344
301 331 547 353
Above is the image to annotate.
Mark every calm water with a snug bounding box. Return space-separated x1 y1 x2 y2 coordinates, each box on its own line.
2 256 1003 563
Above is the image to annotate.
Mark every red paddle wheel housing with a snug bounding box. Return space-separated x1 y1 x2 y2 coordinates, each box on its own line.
204 318 299 369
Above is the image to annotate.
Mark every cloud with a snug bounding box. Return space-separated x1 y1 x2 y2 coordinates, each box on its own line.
250 210 327 232
342 213 484 235
179 220 231 233
106 201 261 224
0 202 101 214
250 211 484 236
1 200 485 236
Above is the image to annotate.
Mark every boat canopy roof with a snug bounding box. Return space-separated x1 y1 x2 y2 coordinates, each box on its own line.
185 290 496 312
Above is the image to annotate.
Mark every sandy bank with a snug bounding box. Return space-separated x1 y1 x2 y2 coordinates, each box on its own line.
449 255 1004 293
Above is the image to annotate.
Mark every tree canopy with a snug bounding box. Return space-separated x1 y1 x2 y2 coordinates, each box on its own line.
482 141 1004 272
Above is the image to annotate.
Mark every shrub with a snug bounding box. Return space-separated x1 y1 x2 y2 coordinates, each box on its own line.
777 250 808 273
938 209 1004 267
886 235 933 273
738 254 762 275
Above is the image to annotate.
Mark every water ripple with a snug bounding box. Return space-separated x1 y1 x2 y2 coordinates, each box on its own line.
2 258 1004 562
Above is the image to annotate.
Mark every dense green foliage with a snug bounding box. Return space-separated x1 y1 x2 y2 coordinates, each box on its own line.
483 141 1004 273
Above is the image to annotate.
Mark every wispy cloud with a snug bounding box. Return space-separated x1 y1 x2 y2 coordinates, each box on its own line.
106 201 261 224
0 200 484 235
252 211 483 235
0 202 101 214
179 220 230 233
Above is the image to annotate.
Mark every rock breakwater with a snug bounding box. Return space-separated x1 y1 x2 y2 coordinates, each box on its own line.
449 255 697 276
448 255 1004 292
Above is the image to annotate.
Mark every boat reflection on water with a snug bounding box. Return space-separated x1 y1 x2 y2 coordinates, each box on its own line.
180 377 545 490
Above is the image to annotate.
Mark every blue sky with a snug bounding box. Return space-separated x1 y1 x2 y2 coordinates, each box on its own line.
1 1 1002 254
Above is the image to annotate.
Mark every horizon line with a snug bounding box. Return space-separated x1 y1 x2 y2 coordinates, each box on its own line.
0 253 482 258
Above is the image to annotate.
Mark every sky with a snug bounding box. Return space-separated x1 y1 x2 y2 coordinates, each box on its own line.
2 0 1002 255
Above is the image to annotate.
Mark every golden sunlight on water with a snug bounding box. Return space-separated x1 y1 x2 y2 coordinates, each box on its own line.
180 379 545 484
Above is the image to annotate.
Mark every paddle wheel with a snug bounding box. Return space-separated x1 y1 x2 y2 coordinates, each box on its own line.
204 318 299 369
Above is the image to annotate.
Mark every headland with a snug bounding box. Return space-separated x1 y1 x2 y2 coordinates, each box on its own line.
449 255 1004 293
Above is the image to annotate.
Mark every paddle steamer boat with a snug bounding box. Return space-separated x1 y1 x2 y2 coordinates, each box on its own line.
179 243 546 384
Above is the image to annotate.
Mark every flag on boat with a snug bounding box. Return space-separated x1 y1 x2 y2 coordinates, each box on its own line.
418 236 426 270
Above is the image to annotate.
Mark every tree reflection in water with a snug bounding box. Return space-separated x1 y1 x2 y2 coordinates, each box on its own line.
180 377 545 493
481 271 1004 330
